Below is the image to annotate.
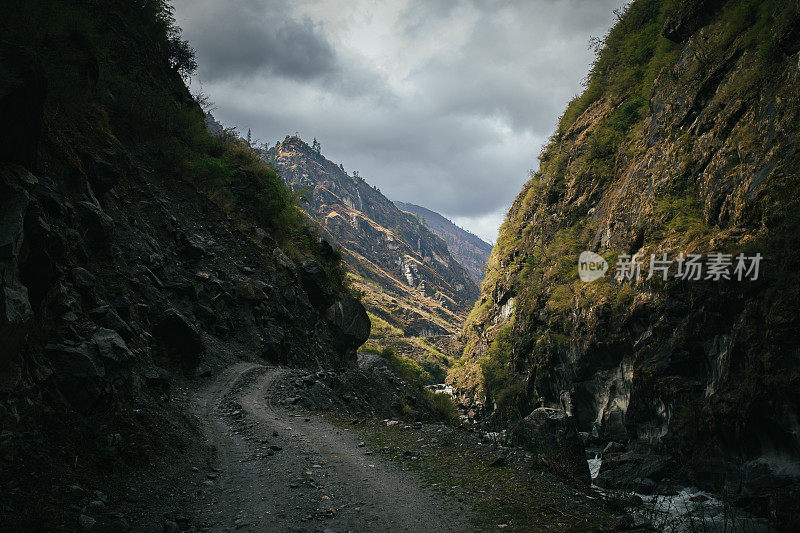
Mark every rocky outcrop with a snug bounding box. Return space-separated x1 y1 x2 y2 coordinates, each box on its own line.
512 407 591 487
595 442 670 495
0 135 367 417
454 0 800 525
325 294 371 357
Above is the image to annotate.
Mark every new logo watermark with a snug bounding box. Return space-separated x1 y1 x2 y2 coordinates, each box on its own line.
578 251 609 282
577 252 762 282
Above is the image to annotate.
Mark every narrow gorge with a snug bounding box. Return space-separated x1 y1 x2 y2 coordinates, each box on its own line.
1 0 799 532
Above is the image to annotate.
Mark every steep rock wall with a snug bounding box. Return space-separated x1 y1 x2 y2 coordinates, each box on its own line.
453 0 800 521
0 3 368 527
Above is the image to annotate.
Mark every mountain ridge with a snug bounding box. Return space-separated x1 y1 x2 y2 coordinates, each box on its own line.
265 136 479 376
266 136 479 311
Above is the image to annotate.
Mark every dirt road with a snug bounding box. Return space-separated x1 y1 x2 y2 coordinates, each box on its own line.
185 363 471 532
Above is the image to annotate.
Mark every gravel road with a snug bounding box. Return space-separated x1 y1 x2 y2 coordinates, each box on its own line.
185 362 471 532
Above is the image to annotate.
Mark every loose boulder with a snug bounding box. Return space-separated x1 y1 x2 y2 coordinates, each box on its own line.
272 247 296 272
324 294 370 359
141 365 171 389
512 407 591 487
89 305 132 339
595 447 669 490
72 267 96 296
91 328 132 363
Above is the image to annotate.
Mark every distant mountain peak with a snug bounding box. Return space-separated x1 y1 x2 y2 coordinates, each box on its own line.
394 201 492 284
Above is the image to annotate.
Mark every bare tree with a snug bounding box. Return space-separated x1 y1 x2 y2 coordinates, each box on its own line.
191 87 216 112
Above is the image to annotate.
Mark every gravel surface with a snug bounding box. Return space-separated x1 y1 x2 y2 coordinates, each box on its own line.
157 362 472 532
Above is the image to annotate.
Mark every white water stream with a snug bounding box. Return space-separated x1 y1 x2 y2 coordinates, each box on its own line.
588 457 773 532
428 383 776 531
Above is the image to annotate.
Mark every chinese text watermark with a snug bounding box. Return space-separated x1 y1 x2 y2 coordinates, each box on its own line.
578 252 762 282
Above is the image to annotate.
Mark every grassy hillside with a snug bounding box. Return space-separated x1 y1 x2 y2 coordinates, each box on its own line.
266 136 479 384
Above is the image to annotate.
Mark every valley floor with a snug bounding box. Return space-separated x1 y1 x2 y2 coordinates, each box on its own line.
45 361 634 533
93 360 628 533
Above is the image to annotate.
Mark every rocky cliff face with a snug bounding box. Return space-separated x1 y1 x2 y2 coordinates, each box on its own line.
394 201 492 285
0 3 368 527
453 0 800 523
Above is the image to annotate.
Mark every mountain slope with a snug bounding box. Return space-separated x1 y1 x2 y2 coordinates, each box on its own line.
394 201 492 284
0 2 369 529
266 137 478 315
266 137 479 374
452 0 800 525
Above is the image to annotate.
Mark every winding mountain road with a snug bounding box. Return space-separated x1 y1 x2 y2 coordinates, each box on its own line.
186 363 471 532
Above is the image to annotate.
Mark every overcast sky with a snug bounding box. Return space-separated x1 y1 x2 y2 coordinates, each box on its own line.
173 0 627 243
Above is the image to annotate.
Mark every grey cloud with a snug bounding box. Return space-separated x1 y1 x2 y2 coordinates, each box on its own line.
403 0 624 136
210 81 536 218
174 0 336 81
173 0 627 241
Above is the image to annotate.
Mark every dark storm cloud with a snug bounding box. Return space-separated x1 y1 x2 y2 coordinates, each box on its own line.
174 0 336 81
173 0 627 242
